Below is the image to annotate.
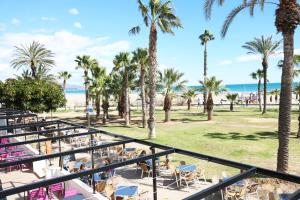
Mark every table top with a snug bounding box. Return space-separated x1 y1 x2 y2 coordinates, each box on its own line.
124 148 136 152
63 194 85 200
115 185 138 197
177 164 197 172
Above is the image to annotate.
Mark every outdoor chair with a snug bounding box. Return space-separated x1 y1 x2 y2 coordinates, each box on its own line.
63 188 80 198
160 164 179 188
105 184 115 200
48 182 64 199
225 185 247 200
179 171 197 188
140 163 152 178
138 190 149 200
27 187 48 200
95 181 106 193
196 166 207 183
245 183 260 199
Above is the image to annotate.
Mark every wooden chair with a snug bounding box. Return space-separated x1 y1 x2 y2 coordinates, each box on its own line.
196 166 207 182
180 171 197 188
245 183 260 199
95 181 106 193
140 163 152 178
105 184 115 200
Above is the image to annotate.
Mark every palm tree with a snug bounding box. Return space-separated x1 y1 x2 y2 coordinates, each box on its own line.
58 71 71 94
11 41 55 78
158 68 187 122
226 93 238 111
132 48 149 128
182 89 197 110
204 0 300 173
250 69 264 112
200 76 226 121
199 30 214 114
130 0 182 139
242 36 281 114
271 89 280 104
113 52 135 126
89 61 106 120
75 55 93 120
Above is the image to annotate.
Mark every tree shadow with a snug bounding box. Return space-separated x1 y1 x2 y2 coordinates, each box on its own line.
203 131 278 141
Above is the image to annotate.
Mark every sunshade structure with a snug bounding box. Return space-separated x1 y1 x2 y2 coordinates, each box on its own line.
0 108 299 200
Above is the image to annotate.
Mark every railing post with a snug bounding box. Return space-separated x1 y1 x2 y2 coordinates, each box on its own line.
151 147 157 200
58 123 62 169
91 134 95 194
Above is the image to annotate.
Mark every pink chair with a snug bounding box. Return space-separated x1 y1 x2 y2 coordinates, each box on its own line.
48 182 64 199
27 188 48 200
1 138 9 144
63 188 80 198
8 146 16 150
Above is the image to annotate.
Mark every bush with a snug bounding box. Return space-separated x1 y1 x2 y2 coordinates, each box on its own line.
0 78 66 113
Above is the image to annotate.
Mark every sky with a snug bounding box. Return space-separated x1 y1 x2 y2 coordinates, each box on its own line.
0 0 300 86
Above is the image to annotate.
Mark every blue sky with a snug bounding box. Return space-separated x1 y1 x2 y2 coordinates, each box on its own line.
0 0 299 86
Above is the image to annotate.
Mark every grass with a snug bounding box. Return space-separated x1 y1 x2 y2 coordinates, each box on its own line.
53 105 300 177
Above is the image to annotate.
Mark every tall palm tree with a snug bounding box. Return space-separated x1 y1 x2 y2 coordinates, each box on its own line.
243 36 281 114
226 93 238 111
132 48 149 128
130 0 182 139
199 30 214 114
159 68 187 122
113 52 135 126
89 61 106 120
58 71 72 94
182 89 197 110
204 0 300 173
11 41 55 78
75 55 93 120
200 76 226 121
250 69 264 111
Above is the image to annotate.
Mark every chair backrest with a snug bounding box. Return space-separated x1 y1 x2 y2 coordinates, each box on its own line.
95 181 106 193
180 161 186 165
105 184 114 198
116 146 123 155
247 183 259 193
49 182 63 193
140 163 149 172
28 188 45 199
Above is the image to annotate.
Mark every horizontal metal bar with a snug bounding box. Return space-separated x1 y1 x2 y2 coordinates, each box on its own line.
0 149 175 198
183 167 257 200
0 129 100 148
0 125 84 139
57 120 85 128
0 121 59 131
0 113 37 120
0 139 134 168
289 189 300 200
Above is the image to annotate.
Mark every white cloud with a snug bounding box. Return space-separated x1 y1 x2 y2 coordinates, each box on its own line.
0 30 130 85
69 8 79 15
219 60 233 65
11 18 20 25
235 54 261 63
41 17 56 21
73 22 82 29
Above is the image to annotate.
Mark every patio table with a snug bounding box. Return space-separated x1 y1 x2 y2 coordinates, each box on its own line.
177 164 197 172
115 185 138 197
63 194 85 200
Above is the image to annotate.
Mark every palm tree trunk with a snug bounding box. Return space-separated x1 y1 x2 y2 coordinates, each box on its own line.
124 69 130 126
187 99 191 110
258 79 262 112
297 102 300 138
95 93 100 120
84 70 89 120
164 93 171 122
207 92 213 121
203 43 208 114
148 23 157 139
140 65 147 128
262 61 268 114
230 102 233 111
277 31 294 173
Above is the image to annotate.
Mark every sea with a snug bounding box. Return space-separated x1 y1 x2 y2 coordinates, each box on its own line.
65 82 299 94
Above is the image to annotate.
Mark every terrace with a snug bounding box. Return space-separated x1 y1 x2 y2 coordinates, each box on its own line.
0 108 300 200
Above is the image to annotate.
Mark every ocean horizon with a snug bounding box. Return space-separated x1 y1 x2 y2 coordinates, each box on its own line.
65 82 298 94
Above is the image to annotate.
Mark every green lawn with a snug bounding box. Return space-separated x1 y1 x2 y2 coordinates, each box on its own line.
55 105 300 177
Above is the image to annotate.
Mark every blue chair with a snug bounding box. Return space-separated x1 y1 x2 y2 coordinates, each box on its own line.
93 173 101 183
